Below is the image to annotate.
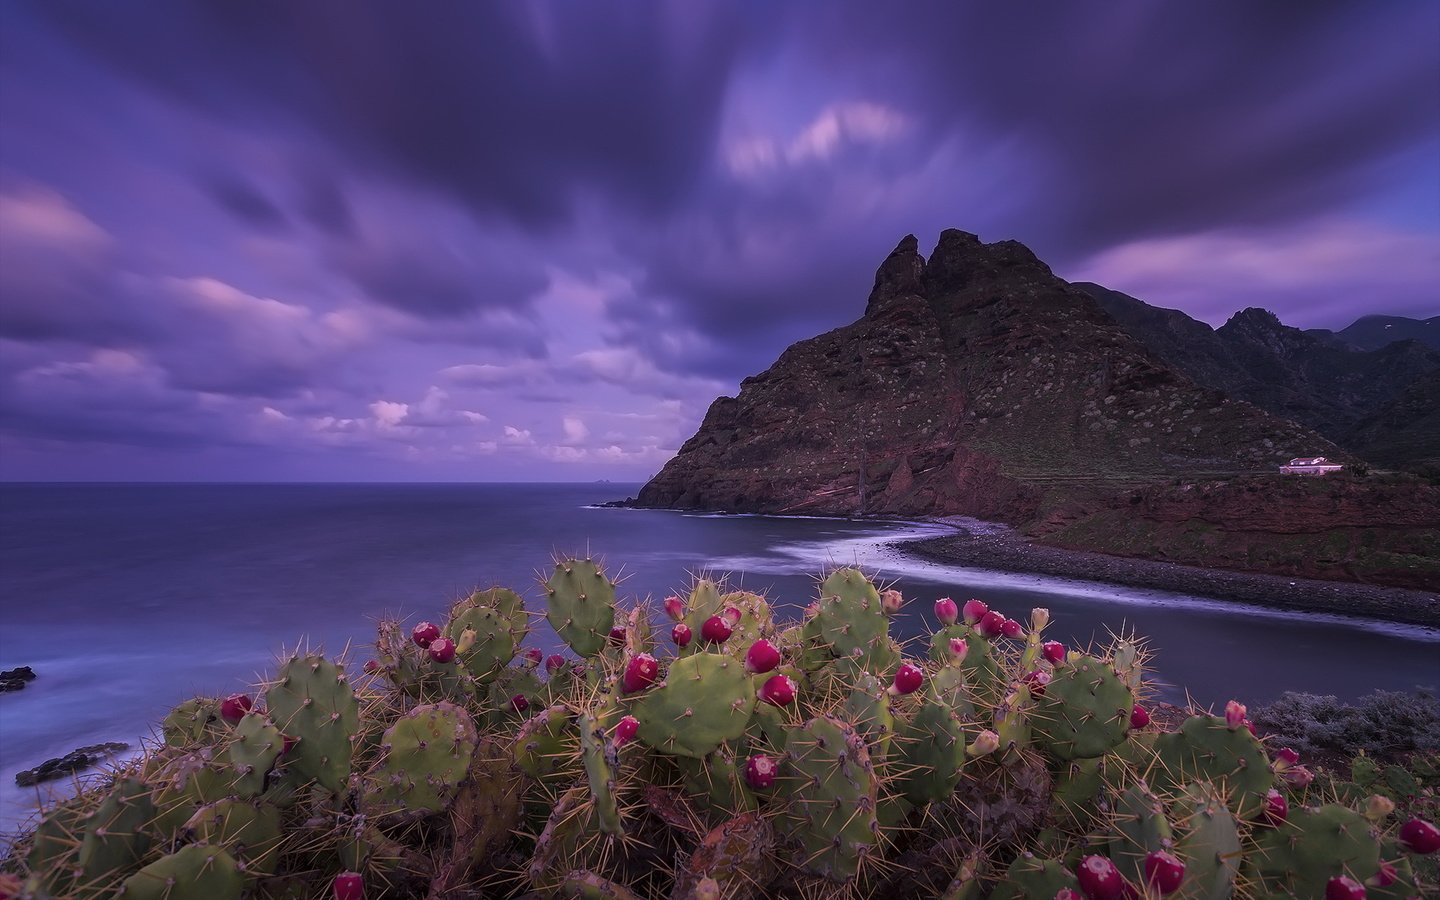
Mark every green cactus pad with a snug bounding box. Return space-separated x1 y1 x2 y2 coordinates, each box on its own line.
78 776 154 889
1152 714 1273 818
27 798 85 896
1107 781 1173 885
162 697 224 747
814 568 888 661
633 652 756 758
676 748 758 815
514 703 575 778
1174 782 1241 900
545 558 618 658
1032 654 1132 760
579 710 623 836
184 799 282 877
118 844 242 900
1248 803 1381 897
841 674 895 761
929 625 1002 704
989 854 1079 900
446 603 520 683
227 712 283 798
263 653 359 794
785 716 881 882
368 701 479 814
898 694 970 804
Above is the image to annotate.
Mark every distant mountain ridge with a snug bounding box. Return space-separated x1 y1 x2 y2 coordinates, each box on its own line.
1310 315 1440 352
1075 284 1439 472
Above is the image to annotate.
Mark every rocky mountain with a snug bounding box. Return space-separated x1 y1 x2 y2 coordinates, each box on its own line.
1311 314 1440 352
1079 284 1440 464
638 231 1335 521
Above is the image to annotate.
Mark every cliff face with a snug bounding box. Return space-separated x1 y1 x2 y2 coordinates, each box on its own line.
637 231 1334 519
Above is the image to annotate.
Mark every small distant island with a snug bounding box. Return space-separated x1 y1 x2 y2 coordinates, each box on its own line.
624 230 1440 613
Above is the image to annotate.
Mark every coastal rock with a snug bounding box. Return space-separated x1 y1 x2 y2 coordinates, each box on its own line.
15 742 130 787
638 231 1335 520
0 665 36 693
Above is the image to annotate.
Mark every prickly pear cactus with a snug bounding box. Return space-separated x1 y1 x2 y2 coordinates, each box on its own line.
1032 654 1132 760
545 557 617 657
1174 782 1242 900
1248 803 1381 897
514 703 575 778
367 701 479 814
445 596 523 683
263 652 359 793
162 697 223 747
227 711 283 798
989 853 1079 899
119 844 243 900
579 708 623 836
1152 713 1273 818
77 777 154 889
814 568 889 667
633 651 755 758
784 716 881 882
184 798 283 877
1107 781 1173 885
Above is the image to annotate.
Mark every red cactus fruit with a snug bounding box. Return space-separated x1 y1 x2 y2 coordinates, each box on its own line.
1042 640 1066 664
1076 855 1126 900
948 637 968 661
880 589 904 615
220 693 253 725
934 597 959 625
411 621 440 648
1324 875 1365 900
1000 617 1024 639
545 654 565 674
701 615 733 644
280 734 298 756
671 622 693 648
1023 669 1051 694
976 610 1007 638
663 595 686 621
962 598 988 624
759 674 796 706
744 753 777 790
427 637 456 664
1130 705 1151 730
1260 788 1288 826
722 606 742 625
333 872 363 900
614 715 639 746
745 639 781 674
510 693 529 713
1367 862 1397 888
1282 764 1314 788
1144 850 1185 894
890 662 924 696
1273 746 1300 767
608 625 627 647
362 659 380 674
1399 817 1440 854
621 654 659 693
521 647 543 666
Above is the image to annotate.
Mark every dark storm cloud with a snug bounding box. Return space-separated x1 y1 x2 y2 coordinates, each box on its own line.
29 0 763 227
296 172 355 238
333 236 546 319
802 1 1440 257
202 173 289 231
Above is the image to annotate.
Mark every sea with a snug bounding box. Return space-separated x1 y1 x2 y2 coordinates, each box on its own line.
1 482 1437 833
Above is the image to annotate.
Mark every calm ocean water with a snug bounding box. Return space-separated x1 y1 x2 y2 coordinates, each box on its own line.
1 482 1437 831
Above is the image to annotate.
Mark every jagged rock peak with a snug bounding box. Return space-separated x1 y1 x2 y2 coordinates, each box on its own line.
1223 307 1285 331
865 233 927 317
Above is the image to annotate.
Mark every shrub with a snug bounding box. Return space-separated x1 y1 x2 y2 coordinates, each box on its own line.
1252 689 1440 758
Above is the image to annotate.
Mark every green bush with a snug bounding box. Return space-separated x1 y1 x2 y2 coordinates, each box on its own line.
1251 688 1440 757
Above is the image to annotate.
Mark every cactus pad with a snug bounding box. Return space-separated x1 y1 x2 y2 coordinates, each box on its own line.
368 701 479 814
633 652 756 758
545 558 617 657
263 653 358 794
1032 654 1132 760
784 716 880 882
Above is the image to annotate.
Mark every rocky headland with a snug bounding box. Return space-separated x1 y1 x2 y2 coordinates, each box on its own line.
635 230 1440 594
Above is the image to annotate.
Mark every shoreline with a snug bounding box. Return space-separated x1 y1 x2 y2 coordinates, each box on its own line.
895 517 1440 629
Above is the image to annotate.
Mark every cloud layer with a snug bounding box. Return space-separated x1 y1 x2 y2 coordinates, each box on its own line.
1 1 1436 479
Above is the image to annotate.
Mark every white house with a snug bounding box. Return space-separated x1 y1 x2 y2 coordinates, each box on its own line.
1279 456 1344 475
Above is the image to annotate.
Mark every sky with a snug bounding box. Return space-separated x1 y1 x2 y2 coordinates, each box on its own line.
1 2 1437 482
